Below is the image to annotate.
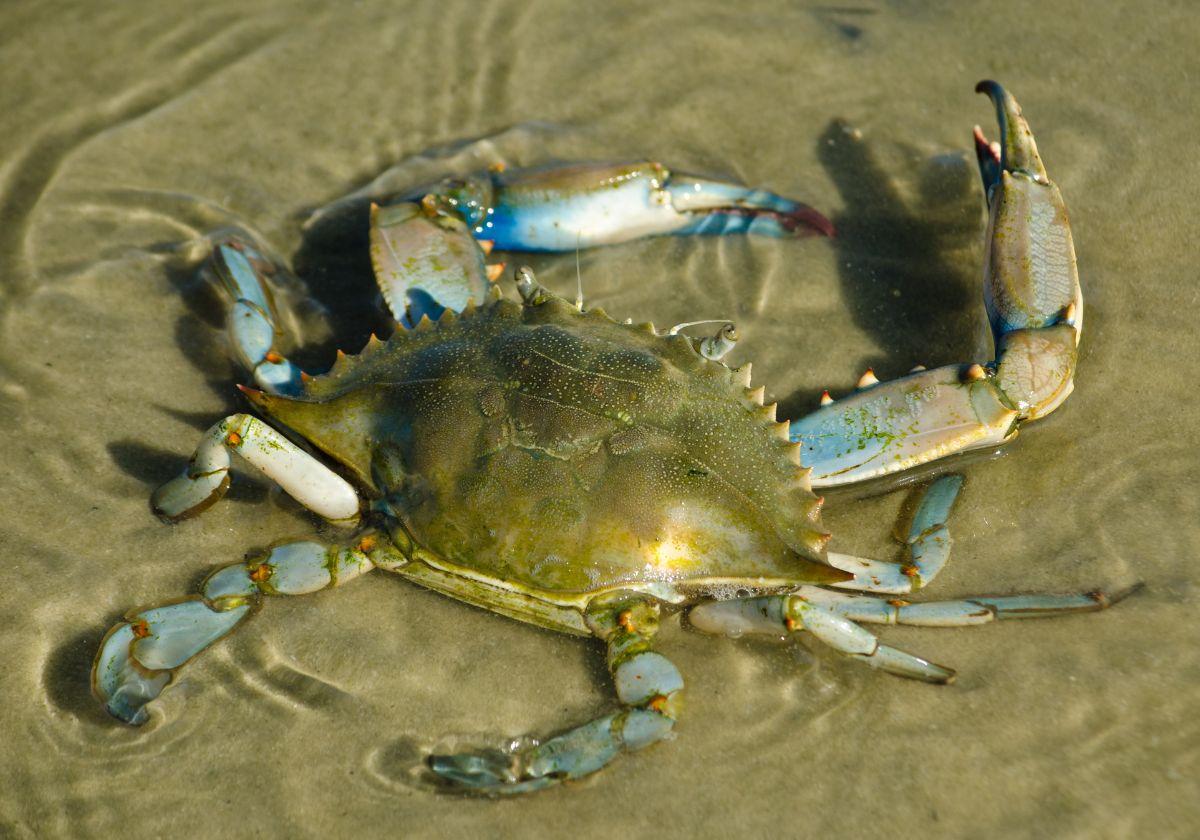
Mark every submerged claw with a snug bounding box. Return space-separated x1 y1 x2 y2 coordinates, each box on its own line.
415 162 831 252
427 749 524 789
92 622 171 724
92 600 252 724
662 173 835 238
427 709 673 796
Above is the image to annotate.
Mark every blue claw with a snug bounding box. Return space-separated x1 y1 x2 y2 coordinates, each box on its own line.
358 161 829 326
427 709 674 796
424 161 832 252
368 202 493 327
663 175 835 238
93 623 171 725
92 599 253 724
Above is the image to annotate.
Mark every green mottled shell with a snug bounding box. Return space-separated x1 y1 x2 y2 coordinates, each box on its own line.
247 288 838 601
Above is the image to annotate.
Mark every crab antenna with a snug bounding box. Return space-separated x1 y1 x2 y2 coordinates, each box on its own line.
668 318 733 336
574 232 585 310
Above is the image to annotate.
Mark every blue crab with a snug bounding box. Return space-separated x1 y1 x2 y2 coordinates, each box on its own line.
93 82 1131 795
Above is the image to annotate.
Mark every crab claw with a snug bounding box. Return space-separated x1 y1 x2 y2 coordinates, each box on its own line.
975 80 1081 421
791 82 1081 486
425 162 832 252
974 81 1078 333
368 201 492 328
93 600 252 724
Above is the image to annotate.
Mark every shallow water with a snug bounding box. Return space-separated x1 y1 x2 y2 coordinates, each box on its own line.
2 1 1198 837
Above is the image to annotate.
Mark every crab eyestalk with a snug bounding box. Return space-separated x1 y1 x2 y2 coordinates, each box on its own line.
513 265 553 306
699 322 739 361
790 82 1082 486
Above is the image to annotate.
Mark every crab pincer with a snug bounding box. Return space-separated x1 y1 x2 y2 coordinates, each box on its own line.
790 81 1081 486
422 161 833 252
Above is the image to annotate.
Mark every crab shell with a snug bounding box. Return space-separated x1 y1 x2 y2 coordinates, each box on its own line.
243 286 845 633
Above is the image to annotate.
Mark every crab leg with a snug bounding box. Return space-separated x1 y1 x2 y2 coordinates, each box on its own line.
789 81 1080 486
93 537 383 724
825 474 962 594
209 237 309 396
421 161 833 253
690 581 1133 684
427 597 682 795
150 413 361 524
691 593 955 683
793 585 1138 626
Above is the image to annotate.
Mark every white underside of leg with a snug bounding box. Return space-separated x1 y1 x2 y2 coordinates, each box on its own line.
228 416 360 523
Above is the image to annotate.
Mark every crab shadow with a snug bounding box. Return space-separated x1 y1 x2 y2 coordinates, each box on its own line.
44 626 117 723
779 119 983 420
107 439 269 503
291 210 393 358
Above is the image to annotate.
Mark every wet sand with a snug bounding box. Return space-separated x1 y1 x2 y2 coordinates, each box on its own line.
2 1 1197 837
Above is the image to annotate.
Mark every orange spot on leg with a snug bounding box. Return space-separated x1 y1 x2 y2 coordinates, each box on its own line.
248 564 272 584
225 431 242 447
131 619 151 639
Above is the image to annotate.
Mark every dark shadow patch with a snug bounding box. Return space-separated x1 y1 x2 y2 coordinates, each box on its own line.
810 6 878 45
369 736 441 794
44 625 118 723
291 217 394 362
780 119 982 420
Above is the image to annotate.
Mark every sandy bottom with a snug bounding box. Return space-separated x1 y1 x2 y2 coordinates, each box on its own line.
2 1 1197 837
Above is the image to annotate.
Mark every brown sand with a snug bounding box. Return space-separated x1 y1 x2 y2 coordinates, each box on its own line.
2 1 1197 837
